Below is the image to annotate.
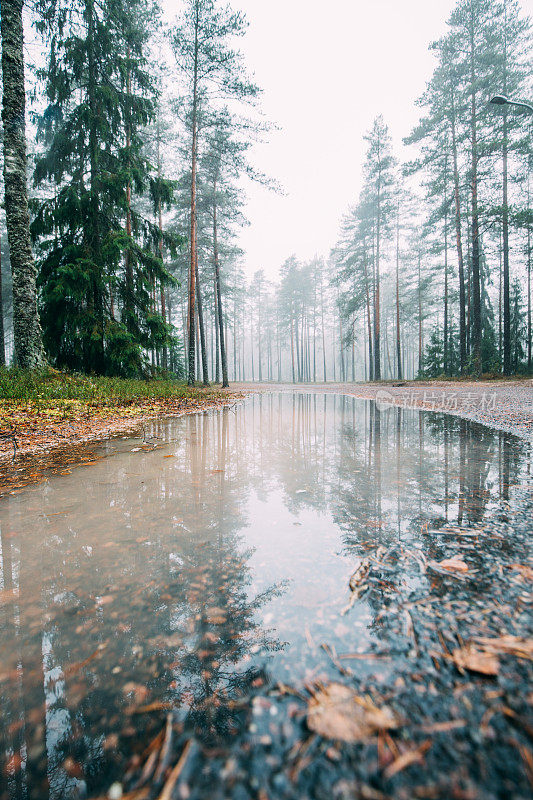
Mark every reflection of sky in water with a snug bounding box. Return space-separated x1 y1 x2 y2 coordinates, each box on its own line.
0 393 529 800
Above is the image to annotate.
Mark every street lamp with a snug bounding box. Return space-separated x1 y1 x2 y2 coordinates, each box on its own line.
490 95 533 114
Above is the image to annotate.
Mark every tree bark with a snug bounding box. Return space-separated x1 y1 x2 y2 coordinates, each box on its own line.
86 0 104 371
1 0 46 369
195 260 209 385
187 1 199 385
212 180 228 386
418 250 423 375
363 241 374 381
374 168 382 380
0 233 5 366
320 271 327 381
450 92 467 375
156 110 168 371
469 9 482 376
502 119 511 375
395 203 402 380
443 153 449 375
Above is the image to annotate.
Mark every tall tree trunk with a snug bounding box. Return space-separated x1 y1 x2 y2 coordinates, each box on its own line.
338 302 345 382
87 0 104 372
187 2 199 385
313 284 317 382
214 276 220 382
418 250 423 375
450 92 467 374
502 117 511 373
395 203 402 380
195 261 209 385
290 315 295 382
257 285 262 381
351 321 355 381
527 161 532 374
443 153 449 376
295 307 301 381
499 228 503 365
1 0 46 369
363 243 374 381
0 233 5 366
502 1 511 375
232 266 237 380
320 275 327 381
124 47 135 344
212 181 228 386
469 9 482 376
374 183 382 380
156 110 168 371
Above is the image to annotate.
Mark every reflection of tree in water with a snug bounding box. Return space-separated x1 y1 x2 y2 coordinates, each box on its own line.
0 407 285 800
330 399 525 548
0 395 530 800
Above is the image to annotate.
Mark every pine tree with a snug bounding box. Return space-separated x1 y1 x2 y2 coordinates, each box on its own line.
171 0 258 385
362 117 396 380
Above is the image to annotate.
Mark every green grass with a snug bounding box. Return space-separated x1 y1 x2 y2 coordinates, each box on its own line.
0 367 223 405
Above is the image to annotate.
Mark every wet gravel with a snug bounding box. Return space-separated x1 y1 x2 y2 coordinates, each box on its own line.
236 381 533 441
100 479 533 800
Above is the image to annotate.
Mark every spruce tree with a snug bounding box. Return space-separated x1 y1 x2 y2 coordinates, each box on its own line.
33 0 175 375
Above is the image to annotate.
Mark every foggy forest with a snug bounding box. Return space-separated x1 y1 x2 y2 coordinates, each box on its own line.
0 1 532 800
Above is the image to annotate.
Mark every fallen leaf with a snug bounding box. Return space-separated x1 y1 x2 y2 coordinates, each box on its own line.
384 740 432 778
509 564 533 582
438 556 469 572
307 683 398 742
475 635 533 661
452 644 499 676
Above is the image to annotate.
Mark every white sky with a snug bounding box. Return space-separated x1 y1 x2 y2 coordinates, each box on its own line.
165 0 527 280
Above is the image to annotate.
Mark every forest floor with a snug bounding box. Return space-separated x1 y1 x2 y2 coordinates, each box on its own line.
235 379 533 441
0 370 242 494
1 377 532 798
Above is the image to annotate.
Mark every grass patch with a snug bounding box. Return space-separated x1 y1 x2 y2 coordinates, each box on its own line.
0 368 224 406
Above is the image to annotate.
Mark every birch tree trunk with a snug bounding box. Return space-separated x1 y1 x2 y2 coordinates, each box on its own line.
0 233 5 366
1 0 46 369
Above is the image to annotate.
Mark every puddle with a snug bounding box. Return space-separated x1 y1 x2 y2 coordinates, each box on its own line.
0 393 531 799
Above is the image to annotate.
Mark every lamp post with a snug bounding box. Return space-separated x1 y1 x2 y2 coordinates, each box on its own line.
490 95 533 114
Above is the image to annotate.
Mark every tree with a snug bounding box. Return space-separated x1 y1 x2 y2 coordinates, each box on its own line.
171 0 258 385
1 0 46 368
33 0 175 375
200 110 257 388
362 117 396 380
488 0 530 374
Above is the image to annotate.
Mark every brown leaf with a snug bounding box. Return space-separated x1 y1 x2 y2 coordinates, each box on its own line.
438 556 469 573
509 564 533 582
475 635 533 661
452 644 499 676
307 683 398 743
384 740 432 778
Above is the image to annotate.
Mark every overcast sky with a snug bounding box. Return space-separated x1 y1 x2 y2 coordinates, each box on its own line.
168 0 526 281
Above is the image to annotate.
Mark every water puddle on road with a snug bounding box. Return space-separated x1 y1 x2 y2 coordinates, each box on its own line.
0 393 531 800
